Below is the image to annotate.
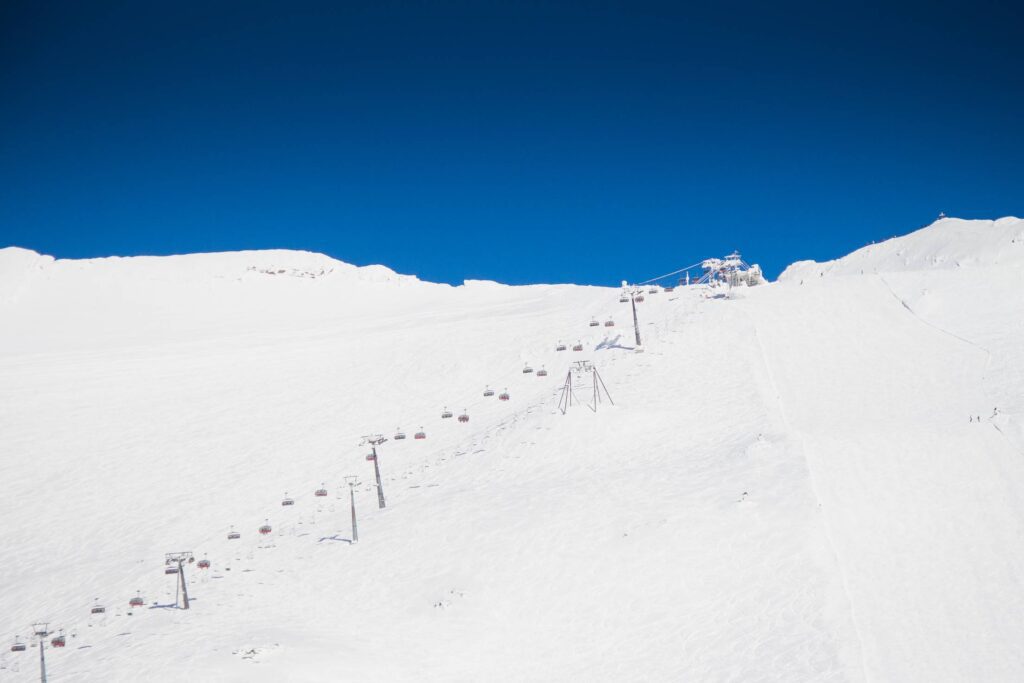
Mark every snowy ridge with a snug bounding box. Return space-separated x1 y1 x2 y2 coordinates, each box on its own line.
2 219 1024 681
780 216 1024 281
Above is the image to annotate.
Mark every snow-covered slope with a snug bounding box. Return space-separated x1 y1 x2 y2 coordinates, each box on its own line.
780 216 1024 281
2 219 1023 681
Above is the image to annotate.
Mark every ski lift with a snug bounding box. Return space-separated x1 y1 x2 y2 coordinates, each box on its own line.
572 341 584 351
281 494 295 506
414 428 426 440
589 318 599 327
483 387 494 397
604 319 614 327
51 631 66 648
259 521 272 535
227 528 241 540
164 565 179 575
556 341 567 351
10 638 26 652
197 558 211 569
537 367 548 377
441 407 453 419
499 390 510 401
315 484 328 497
523 364 533 374
393 428 406 440
129 593 145 608
458 410 469 423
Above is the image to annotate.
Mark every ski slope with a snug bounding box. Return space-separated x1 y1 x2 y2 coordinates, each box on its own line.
1 217 1023 681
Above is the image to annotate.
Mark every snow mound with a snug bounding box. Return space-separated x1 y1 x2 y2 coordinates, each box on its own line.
0 248 415 290
0 248 422 354
0 247 55 304
780 216 1024 282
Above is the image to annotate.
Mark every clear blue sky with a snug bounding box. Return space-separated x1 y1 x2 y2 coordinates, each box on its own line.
1 1 1021 285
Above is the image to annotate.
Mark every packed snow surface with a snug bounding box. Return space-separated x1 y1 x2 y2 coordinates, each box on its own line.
2 217 1023 681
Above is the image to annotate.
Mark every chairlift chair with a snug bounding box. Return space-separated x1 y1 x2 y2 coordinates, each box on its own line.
164 565 179 575
648 287 658 294
259 521 273 535
441 407 453 419
499 390 510 401
281 494 295 506
414 428 426 440
537 367 548 377
589 318 599 327
604 319 615 327
393 428 406 440
556 341 567 351
572 341 584 351
458 410 469 423
129 593 145 608
315 484 328 497
523 364 533 374
11 638 26 652
483 387 494 397
91 604 106 614
51 632 66 648
227 528 241 540
619 294 629 303
634 294 645 303
197 558 211 569
664 286 674 292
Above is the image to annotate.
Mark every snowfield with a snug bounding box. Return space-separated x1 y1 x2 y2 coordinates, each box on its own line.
2 216 1023 681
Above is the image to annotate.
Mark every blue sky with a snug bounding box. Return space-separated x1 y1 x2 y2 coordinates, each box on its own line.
1 0 1021 285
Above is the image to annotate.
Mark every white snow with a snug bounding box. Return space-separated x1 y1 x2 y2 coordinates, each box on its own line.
2 218 1023 681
